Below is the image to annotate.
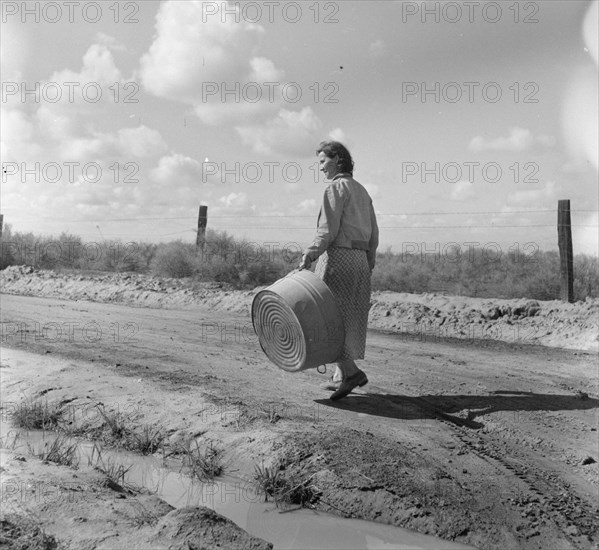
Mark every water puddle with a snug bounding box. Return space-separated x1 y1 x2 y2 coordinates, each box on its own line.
0 423 476 550
0 348 475 549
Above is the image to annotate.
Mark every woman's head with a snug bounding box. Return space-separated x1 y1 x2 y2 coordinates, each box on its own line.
316 141 354 178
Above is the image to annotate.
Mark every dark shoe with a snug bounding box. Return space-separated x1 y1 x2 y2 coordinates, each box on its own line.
330 370 368 400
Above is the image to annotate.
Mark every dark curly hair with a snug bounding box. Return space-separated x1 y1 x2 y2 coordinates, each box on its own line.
316 140 354 175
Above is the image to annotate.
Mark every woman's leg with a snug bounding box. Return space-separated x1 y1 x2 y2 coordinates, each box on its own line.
336 357 360 378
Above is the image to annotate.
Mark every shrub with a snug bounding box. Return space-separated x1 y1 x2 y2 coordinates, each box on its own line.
150 240 199 278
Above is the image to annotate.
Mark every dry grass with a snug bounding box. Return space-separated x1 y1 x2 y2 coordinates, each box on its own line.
2 225 597 298
10 398 63 431
176 439 224 481
253 462 321 508
28 435 79 468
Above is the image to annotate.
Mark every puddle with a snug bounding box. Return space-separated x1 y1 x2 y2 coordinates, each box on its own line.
0 423 476 550
0 348 475 549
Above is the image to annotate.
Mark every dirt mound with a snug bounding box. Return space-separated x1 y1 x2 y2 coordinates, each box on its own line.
1 266 597 351
152 507 273 550
369 291 599 351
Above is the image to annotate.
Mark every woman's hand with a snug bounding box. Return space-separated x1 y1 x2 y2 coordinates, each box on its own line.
298 255 312 270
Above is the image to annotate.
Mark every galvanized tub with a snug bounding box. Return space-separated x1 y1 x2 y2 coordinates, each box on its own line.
251 270 345 372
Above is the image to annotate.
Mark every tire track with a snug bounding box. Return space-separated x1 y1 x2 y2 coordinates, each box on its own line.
357 384 598 547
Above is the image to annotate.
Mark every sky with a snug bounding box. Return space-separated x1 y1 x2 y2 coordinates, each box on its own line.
1 0 598 258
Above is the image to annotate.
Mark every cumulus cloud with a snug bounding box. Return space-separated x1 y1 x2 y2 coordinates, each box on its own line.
55 43 122 90
0 41 174 226
118 127 168 158
236 107 323 156
95 32 126 51
217 192 256 215
139 1 283 124
469 127 554 153
150 153 204 187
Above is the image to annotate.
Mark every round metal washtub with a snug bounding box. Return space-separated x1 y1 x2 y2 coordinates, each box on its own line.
251 269 345 372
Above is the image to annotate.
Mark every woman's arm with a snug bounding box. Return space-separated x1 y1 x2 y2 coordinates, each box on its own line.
300 184 344 267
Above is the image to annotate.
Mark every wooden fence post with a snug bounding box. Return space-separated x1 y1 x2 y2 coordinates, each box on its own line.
557 200 574 302
196 205 208 248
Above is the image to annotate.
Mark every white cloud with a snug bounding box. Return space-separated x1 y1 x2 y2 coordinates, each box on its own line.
95 32 126 52
236 107 323 156
328 128 347 143
450 180 475 202
117 127 168 158
469 127 556 154
0 107 42 160
54 44 122 90
139 1 260 98
139 1 283 125
506 181 556 207
469 127 536 152
150 154 204 187
0 41 179 227
249 56 284 81
217 192 256 216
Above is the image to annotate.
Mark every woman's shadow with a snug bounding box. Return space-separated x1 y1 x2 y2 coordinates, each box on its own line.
314 389 598 429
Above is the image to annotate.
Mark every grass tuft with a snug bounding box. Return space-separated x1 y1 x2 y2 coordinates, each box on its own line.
28 435 79 468
177 439 224 481
253 462 321 508
10 398 63 431
87 443 138 493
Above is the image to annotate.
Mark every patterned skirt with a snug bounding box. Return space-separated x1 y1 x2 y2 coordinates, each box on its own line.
314 248 371 361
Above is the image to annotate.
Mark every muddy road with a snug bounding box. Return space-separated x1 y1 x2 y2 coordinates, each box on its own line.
1 292 598 549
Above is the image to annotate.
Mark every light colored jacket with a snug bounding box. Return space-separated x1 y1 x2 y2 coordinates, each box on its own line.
304 173 379 269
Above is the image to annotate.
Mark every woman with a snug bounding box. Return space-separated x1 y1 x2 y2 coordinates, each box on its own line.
299 141 379 400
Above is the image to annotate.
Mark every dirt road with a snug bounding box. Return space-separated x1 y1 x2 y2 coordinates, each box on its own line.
1 292 598 549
